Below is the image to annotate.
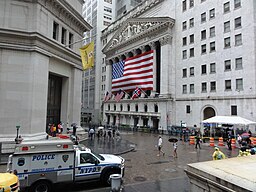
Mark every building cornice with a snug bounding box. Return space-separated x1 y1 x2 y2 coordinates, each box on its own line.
0 29 83 69
38 0 92 34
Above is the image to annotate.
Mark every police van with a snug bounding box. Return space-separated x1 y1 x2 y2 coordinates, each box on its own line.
7 139 125 192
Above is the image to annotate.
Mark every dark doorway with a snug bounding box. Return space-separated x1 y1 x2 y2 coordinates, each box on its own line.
46 74 62 131
203 107 215 120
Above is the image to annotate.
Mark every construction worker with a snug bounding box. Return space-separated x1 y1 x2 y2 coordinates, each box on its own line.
212 147 226 160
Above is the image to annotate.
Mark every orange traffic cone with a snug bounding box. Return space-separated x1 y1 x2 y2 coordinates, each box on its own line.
209 137 215 147
218 137 224 146
231 138 236 149
189 136 195 145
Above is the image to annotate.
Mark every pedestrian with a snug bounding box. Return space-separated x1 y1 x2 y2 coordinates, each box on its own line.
57 122 63 134
157 135 165 156
89 128 95 140
227 136 232 150
173 140 178 158
195 134 201 149
212 147 226 160
237 134 242 147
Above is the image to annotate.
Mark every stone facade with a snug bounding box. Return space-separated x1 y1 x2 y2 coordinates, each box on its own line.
100 0 256 132
0 0 91 141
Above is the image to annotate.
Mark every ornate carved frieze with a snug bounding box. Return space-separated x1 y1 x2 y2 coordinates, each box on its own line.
103 17 175 56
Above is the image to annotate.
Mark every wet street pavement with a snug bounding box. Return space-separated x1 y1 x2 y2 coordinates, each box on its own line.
0 131 240 192
64 131 239 192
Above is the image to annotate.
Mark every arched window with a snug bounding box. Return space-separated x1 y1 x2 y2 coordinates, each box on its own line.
145 45 151 52
128 52 134 57
154 104 158 112
144 104 148 112
136 48 142 55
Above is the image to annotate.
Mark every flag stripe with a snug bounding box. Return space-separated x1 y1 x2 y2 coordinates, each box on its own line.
112 50 154 92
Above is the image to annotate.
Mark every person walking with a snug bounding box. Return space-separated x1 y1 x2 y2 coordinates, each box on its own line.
195 134 201 149
173 140 178 158
157 135 165 156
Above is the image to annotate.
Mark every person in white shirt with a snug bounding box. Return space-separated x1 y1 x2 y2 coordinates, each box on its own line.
157 135 165 156
173 141 178 158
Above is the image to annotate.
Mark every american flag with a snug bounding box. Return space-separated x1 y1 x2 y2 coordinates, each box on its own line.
104 91 111 102
131 87 141 100
112 50 154 92
115 89 124 102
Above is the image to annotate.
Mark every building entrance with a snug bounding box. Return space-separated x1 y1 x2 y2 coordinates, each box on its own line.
46 74 62 131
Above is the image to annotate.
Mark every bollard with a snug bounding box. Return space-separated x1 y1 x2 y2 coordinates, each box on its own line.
110 174 122 192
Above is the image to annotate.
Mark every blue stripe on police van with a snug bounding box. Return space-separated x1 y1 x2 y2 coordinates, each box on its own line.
17 167 73 176
75 163 119 169
75 172 101 177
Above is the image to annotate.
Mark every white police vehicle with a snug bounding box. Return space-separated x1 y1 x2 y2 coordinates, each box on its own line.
7 139 125 192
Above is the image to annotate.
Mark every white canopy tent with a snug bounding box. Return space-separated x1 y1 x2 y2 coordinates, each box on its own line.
202 116 256 125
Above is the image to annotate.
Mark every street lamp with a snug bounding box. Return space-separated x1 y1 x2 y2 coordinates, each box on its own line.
15 125 20 144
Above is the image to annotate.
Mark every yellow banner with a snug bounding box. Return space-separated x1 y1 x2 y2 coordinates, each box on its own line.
79 41 94 70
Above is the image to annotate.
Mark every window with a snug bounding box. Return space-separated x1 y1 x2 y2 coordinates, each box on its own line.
209 26 215 37
190 34 194 44
224 21 230 33
235 34 242 46
201 64 207 74
190 84 194 93
201 82 207 92
182 85 187 94
210 81 216 91
201 12 206 23
223 2 230 13
209 8 215 19
235 57 243 69
210 63 216 73
236 78 243 91
201 30 206 40
235 17 241 29
186 105 191 113
231 105 237 115
61 27 67 45
190 48 194 57
183 68 187 78
53 22 59 40
182 50 187 59
225 80 232 90
182 0 187 11
190 67 194 76
104 0 112 3
224 37 231 48
210 42 216 52
234 0 241 9
68 33 74 48
224 60 231 71
182 21 187 30
189 18 194 28
201 44 206 54
189 0 194 8
104 6 112 13
80 153 96 164
183 37 187 46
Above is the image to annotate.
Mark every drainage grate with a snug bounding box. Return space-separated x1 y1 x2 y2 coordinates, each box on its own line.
134 176 147 182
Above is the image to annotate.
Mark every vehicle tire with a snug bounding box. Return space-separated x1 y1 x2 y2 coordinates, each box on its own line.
29 180 52 192
102 170 115 186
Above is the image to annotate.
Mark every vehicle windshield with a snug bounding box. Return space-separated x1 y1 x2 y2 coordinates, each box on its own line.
92 151 105 161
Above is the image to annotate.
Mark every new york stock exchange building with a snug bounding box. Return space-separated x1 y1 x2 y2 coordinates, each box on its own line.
101 0 256 133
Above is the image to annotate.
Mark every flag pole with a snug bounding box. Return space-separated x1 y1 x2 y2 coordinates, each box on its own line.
121 89 130 98
139 87 148 97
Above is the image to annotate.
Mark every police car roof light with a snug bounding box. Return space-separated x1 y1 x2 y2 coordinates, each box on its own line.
22 146 29 151
63 144 68 149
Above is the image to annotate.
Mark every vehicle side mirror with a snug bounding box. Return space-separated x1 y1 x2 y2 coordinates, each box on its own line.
94 159 99 165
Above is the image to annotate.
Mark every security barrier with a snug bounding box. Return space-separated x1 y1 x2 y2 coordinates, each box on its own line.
209 137 215 147
231 138 236 149
189 136 195 145
218 137 224 146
